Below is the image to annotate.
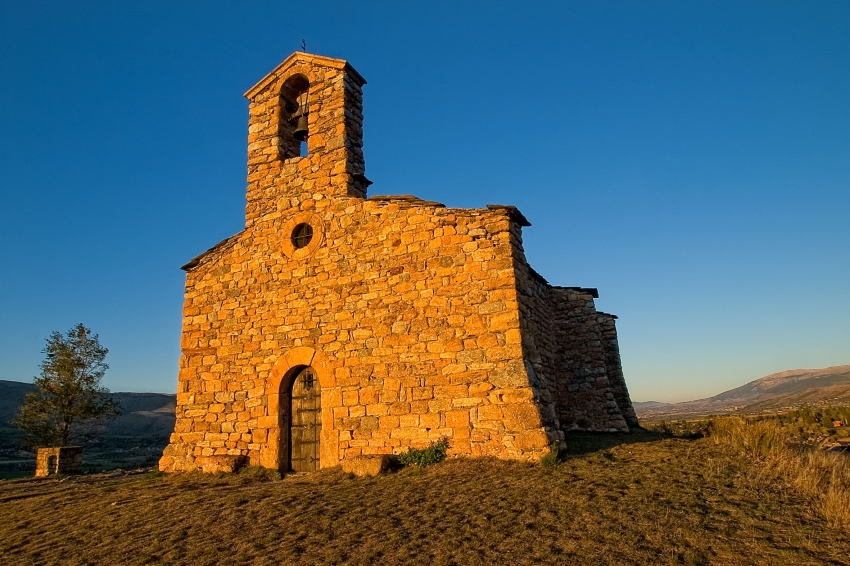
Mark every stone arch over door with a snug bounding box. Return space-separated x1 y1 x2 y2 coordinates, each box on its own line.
262 347 336 471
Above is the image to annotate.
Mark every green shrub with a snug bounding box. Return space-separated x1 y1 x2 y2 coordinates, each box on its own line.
397 438 449 467
539 441 562 468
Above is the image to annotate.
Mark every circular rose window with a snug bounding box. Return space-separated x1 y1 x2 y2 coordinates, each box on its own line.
281 212 324 259
291 223 313 249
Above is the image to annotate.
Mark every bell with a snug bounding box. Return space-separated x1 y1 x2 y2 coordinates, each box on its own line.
293 114 309 142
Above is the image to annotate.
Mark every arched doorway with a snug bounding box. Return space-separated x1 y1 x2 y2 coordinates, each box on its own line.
47 454 58 475
282 366 322 472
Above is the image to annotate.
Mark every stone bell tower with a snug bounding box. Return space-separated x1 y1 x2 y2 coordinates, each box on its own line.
242 52 369 227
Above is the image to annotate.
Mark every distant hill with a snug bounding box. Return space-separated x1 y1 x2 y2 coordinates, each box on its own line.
0 380 175 437
0 380 176 475
635 365 850 420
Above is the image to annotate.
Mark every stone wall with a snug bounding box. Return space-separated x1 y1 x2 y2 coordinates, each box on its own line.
160 195 559 472
598 314 639 428
35 446 83 477
547 287 629 431
514 255 630 432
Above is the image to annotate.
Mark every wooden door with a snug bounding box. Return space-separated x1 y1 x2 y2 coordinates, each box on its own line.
290 367 321 471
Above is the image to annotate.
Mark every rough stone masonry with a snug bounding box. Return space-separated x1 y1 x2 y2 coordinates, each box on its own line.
159 52 639 474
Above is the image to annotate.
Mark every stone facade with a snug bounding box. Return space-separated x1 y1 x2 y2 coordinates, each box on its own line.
159 52 637 474
35 446 83 477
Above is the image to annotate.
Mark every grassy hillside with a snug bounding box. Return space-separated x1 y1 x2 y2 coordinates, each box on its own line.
0 380 39 419
1 430 848 565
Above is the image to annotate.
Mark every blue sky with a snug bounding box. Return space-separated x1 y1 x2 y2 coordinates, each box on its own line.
1 1 847 402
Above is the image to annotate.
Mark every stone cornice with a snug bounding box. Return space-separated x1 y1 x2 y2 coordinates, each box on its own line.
243 52 366 100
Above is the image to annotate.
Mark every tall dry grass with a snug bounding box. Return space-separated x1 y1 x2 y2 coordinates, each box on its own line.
708 416 789 459
708 416 850 528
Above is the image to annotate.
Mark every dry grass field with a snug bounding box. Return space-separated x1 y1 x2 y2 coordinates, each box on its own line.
1 428 848 566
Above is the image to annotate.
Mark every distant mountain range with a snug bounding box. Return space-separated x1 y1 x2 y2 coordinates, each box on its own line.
0 380 175 438
634 366 850 420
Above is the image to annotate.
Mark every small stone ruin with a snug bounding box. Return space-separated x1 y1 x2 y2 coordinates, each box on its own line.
35 446 83 477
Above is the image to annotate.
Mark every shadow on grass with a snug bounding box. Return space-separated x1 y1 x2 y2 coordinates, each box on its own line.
564 428 686 456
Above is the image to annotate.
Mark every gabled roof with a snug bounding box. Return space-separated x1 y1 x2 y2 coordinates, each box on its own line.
368 194 446 208
243 52 367 100
180 232 244 271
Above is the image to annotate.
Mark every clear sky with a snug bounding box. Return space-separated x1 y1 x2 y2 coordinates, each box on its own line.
1 1 847 403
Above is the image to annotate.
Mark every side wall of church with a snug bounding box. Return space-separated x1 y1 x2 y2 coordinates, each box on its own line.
547 288 629 431
159 195 559 472
512 249 631 433
598 314 639 428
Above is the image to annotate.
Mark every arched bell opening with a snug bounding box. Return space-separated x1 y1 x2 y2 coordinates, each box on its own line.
279 365 322 472
278 74 310 160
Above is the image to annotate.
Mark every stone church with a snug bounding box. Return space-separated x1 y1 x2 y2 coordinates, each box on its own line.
159 52 638 474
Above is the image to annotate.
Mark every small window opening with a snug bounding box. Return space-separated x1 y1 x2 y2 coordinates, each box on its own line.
302 370 315 389
291 223 313 249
